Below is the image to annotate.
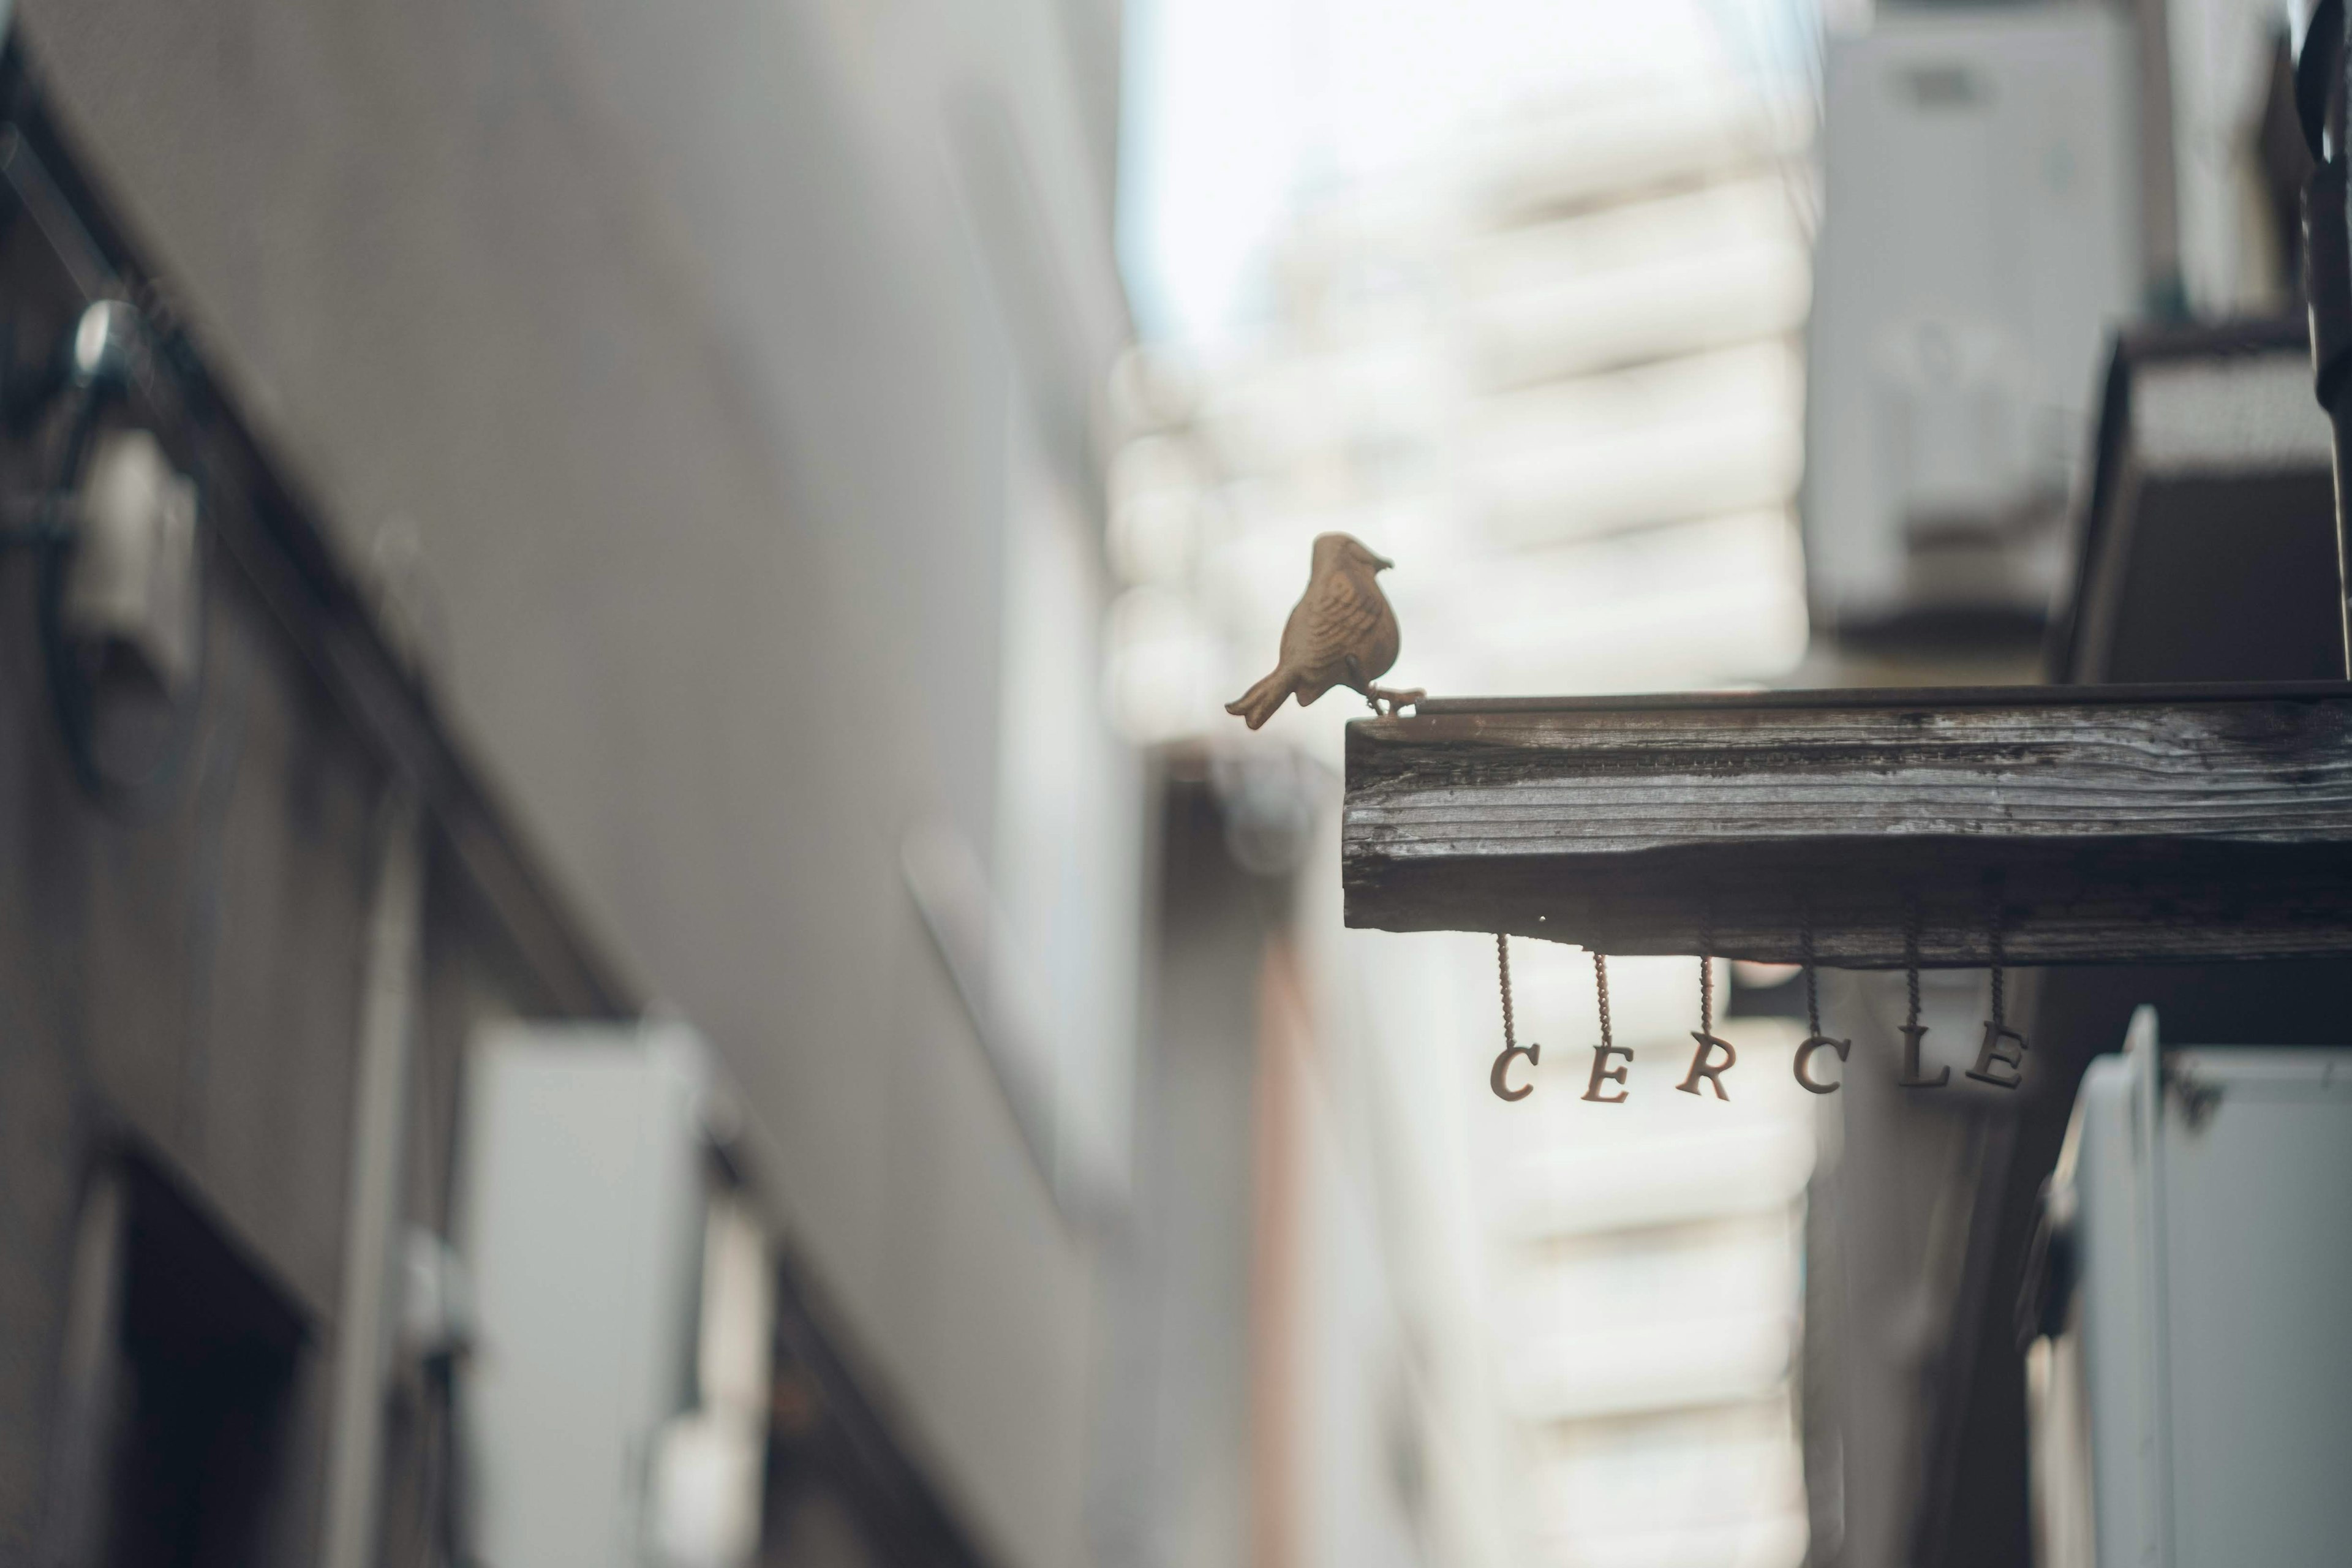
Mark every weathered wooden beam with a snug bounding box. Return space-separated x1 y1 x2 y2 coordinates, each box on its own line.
1343 683 2352 967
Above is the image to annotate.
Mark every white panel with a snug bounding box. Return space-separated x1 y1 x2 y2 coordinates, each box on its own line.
461 1022 710 1568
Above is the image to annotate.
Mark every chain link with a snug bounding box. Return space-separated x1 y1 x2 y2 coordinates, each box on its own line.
1905 897 1923 1030
1699 933 1714 1038
1593 951 1612 1050
1989 917 2005 1030
1801 920 1821 1038
1496 933 1515 1053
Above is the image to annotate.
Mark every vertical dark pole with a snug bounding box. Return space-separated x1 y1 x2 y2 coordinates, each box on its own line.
2298 0 2352 674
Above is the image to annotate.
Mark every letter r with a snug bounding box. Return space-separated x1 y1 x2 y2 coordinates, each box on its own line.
1677 1032 1737 1100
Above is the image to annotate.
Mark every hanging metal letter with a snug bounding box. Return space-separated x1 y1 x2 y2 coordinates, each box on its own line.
1581 952 1630 1103
1491 1041 1539 1101
1490 934 1539 1101
1896 905 1949 1088
1795 1036 1849 1093
1792 927 1848 1095
1679 1033 1737 1099
1676 953 1736 1101
1966 1023 2026 1088
1964 922 2026 1088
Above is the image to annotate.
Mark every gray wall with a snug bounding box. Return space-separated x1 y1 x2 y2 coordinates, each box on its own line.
0 505 376 1564
15 2 1131 1563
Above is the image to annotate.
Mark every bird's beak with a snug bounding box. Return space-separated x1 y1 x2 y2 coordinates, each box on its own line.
1373 554 1395 571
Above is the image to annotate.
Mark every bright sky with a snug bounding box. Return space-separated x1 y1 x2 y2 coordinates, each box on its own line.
1118 0 1819 345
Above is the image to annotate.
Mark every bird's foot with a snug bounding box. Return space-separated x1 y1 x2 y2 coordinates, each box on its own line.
1368 685 1426 717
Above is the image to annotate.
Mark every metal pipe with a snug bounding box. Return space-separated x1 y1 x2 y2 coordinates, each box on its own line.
320 786 423 1568
36 1167 127 1568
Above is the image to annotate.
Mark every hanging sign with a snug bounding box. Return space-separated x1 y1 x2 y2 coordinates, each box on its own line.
1487 932 2027 1104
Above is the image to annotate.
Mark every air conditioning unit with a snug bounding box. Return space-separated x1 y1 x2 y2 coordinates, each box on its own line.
2022 1012 2352 1568
1807 7 2143 633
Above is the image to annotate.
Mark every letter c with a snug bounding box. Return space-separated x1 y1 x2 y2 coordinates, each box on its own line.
1793 1034 1850 1095
1490 1041 1540 1102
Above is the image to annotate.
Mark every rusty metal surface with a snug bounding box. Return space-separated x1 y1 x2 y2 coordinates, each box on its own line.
1343 685 2352 965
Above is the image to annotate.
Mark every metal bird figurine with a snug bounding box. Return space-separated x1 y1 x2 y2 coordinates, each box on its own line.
1226 532 1424 729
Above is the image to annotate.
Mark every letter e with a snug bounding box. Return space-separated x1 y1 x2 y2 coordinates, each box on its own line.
1581 1044 1633 1104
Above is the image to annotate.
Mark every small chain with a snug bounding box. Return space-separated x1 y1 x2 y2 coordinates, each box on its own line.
1699 938 1714 1038
1988 917 2006 1030
1801 920 1821 1038
1496 933 1515 1053
1593 951 1612 1050
1905 897 1923 1030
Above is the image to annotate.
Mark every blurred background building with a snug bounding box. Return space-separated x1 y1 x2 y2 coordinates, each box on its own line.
1104 8 1821 1564
0 0 2342 1564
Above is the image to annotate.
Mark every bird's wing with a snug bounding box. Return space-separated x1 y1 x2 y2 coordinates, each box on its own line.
1284 570 1384 673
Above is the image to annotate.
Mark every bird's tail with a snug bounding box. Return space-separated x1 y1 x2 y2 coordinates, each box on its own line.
1226 670 1291 731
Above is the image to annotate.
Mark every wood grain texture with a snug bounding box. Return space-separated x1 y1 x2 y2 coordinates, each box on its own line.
1343 685 2352 966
